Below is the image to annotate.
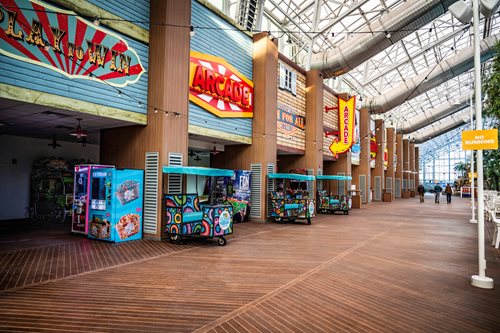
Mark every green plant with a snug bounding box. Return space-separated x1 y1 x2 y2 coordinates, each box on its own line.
482 41 500 190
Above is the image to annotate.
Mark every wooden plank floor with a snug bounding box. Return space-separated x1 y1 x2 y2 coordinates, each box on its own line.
1 194 499 332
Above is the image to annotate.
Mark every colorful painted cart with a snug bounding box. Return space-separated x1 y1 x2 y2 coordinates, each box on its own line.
316 175 352 215
162 166 234 246
268 173 316 224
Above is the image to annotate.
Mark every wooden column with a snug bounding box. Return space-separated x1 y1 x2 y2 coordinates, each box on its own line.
100 0 191 239
402 138 410 198
386 127 396 200
409 142 416 192
352 108 370 203
395 133 403 198
415 146 420 187
372 119 385 201
217 32 278 221
304 70 324 189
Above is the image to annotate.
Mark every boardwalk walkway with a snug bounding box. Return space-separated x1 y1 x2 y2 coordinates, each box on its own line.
1 195 499 332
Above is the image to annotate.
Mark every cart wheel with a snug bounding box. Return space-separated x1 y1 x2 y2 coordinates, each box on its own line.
218 237 227 246
170 234 179 242
274 217 281 223
344 211 348 215
307 218 311 225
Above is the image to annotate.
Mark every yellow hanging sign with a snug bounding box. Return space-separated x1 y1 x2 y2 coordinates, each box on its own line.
461 129 498 150
329 96 356 155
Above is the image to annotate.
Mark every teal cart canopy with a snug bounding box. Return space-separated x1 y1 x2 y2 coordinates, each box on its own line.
162 166 234 177
316 175 352 181
268 173 315 181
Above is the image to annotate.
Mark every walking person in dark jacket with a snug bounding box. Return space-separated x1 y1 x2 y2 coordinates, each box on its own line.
417 184 425 203
445 184 453 204
434 183 442 204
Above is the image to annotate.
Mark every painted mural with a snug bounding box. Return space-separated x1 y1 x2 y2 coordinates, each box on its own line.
0 0 145 87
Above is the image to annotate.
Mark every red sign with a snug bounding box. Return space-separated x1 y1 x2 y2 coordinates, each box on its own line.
0 0 145 87
189 51 253 118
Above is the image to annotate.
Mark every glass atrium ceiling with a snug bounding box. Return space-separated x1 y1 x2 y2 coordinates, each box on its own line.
207 0 500 162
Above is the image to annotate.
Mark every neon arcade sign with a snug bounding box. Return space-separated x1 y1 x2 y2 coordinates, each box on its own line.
0 0 145 87
189 51 253 118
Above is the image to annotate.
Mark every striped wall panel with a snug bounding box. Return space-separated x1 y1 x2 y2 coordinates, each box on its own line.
189 0 253 139
87 0 150 30
0 36 149 116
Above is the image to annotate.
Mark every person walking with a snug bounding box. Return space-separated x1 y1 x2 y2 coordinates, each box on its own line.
445 184 453 204
417 184 425 203
434 183 442 204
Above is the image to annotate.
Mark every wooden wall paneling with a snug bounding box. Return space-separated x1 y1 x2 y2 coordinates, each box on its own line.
372 119 385 201
409 142 415 190
352 108 370 203
215 32 279 221
415 147 420 187
276 60 306 151
386 127 396 199
305 70 324 179
101 0 191 239
322 88 339 160
402 139 410 196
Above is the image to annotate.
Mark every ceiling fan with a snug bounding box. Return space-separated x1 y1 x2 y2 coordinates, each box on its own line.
188 150 196 157
70 118 88 139
194 155 201 161
210 145 220 155
48 135 61 149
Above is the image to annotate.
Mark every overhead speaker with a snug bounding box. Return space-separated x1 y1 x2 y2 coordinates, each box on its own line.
448 1 473 24
480 0 500 17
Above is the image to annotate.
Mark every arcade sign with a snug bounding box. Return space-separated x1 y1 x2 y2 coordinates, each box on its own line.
0 0 145 87
189 51 253 118
329 96 356 155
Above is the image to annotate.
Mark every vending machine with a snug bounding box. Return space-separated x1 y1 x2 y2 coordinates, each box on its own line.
72 164 112 234
87 168 144 242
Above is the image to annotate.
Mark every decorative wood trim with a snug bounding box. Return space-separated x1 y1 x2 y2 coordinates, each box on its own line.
278 54 306 75
323 84 340 96
188 124 252 144
50 0 149 43
277 144 304 155
0 83 147 124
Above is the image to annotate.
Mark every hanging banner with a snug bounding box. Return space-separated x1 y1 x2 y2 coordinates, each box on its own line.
0 0 145 87
329 96 355 155
189 51 253 118
370 133 377 160
383 147 388 168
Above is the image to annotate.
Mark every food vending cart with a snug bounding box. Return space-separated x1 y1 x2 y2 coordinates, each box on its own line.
268 173 316 224
316 175 352 215
163 166 235 246
86 168 144 242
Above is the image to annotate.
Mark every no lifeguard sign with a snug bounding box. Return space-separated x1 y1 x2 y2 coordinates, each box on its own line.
461 129 498 150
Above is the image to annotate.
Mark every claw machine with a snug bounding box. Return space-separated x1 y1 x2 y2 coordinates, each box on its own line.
72 164 112 234
87 168 144 242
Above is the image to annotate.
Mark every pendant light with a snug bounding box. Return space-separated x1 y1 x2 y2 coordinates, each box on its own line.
70 118 88 139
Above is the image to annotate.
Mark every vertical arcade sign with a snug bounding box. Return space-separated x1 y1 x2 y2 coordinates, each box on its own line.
0 0 145 87
329 96 356 155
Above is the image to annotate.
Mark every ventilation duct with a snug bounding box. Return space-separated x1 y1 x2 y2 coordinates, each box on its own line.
399 94 472 134
366 33 500 113
310 0 457 78
413 110 472 143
